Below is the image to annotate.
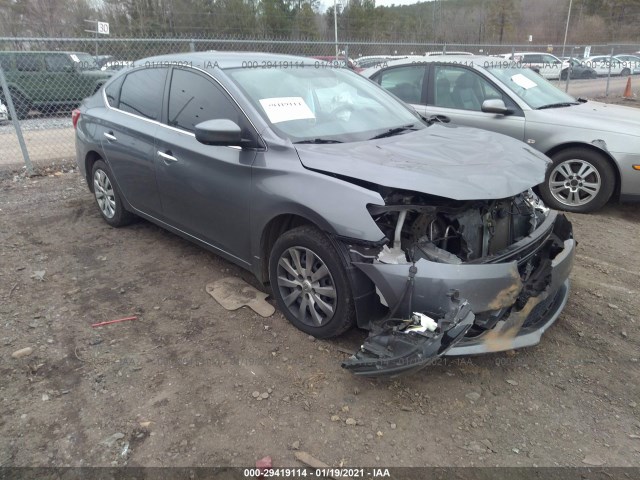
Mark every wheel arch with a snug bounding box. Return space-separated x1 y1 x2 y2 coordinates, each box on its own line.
544 142 621 199
84 150 103 192
258 213 330 284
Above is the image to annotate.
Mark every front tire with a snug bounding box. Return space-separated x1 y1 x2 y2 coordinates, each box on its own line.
91 160 135 227
621 68 631 76
539 148 615 213
269 226 355 338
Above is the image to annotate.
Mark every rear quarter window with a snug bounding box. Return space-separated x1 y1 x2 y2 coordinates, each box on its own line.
118 68 168 120
45 54 73 72
104 75 125 108
0 55 13 71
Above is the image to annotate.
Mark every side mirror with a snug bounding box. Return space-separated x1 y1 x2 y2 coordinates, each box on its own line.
195 119 242 146
481 99 511 115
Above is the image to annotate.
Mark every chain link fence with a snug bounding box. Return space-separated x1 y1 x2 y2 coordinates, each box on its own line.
1 36 639 172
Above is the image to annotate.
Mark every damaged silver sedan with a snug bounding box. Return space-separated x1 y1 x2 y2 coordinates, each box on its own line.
74 52 576 376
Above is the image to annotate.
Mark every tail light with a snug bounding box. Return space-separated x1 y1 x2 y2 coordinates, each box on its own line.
72 109 81 129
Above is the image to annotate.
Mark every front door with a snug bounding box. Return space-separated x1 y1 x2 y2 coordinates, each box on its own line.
154 67 257 264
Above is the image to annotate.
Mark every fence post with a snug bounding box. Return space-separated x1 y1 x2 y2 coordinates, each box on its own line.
189 40 195 52
565 45 575 93
0 63 33 175
605 46 614 97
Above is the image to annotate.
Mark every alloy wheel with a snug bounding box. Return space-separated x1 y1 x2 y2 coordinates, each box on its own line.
276 246 337 327
93 168 116 218
549 159 601 207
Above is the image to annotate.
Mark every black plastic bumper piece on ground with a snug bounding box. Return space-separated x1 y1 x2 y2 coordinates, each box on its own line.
341 295 475 377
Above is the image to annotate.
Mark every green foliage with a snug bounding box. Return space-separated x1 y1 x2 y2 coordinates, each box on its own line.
0 0 638 44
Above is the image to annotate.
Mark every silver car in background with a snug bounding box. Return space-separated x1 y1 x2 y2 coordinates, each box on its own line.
363 55 640 213
74 52 575 376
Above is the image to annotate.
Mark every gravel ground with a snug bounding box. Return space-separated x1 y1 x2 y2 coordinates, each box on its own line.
0 116 72 134
0 163 639 470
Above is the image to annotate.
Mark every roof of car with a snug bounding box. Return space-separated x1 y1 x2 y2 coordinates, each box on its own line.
134 52 326 71
0 51 91 55
501 51 559 56
362 54 498 70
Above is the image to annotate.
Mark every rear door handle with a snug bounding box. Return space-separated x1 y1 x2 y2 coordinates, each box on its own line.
158 150 178 163
103 131 117 141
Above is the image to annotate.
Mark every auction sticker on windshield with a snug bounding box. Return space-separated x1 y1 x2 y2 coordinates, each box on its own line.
510 73 537 89
70 54 80 63
259 97 315 123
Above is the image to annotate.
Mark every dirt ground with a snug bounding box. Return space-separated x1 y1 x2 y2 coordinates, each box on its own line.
1 156 639 471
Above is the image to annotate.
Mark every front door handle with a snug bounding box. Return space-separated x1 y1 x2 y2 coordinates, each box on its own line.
158 150 178 163
103 131 117 141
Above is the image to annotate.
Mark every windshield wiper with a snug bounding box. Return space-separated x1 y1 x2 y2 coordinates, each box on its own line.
536 102 580 110
294 139 343 144
369 124 417 140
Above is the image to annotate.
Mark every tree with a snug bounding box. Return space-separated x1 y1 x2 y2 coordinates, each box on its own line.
488 0 518 43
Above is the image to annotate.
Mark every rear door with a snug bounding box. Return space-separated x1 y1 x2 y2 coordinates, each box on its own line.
43 53 76 104
13 53 46 102
425 63 526 141
539 54 563 79
154 67 258 263
99 67 168 217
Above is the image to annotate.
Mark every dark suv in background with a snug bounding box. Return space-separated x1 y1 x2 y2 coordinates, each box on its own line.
0 51 112 119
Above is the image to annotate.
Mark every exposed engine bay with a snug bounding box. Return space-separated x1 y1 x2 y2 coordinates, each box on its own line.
368 188 550 266
342 188 573 377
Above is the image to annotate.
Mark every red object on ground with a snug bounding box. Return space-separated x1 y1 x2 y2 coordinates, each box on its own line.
256 456 272 477
91 316 137 328
623 76 633 98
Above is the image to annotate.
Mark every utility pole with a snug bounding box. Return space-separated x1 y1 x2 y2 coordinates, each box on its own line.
84 19 98 56
561 0 573 60
84 19 110 57
334 0 339 58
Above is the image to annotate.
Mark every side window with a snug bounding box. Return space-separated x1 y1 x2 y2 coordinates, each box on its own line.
433 65 503 112
15 54 41 72
104 75 125 108
523 54 542 64
167 68 244 132
542 55 560 65
45 54 73 72
0 56 13 71
118 68 168 120
375 66 426 104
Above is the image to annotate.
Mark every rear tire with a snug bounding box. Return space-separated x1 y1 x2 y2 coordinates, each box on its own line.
1 89 31 120
539 148 615 213
91 159 135 227
269 225 355 338
621 68 631 76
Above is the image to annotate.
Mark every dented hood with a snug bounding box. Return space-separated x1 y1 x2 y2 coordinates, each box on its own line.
294 124 550 200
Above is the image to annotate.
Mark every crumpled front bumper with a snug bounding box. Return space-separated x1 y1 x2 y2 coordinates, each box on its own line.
353 212 575 356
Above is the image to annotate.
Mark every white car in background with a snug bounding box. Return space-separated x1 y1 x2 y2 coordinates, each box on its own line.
498 52 570 80
0 100 8 123
614 54 640 75
584 55 631 76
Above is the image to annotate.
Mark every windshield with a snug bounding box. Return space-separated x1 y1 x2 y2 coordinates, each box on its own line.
72 53 99 71
227 65 424 143
487 66 577 109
